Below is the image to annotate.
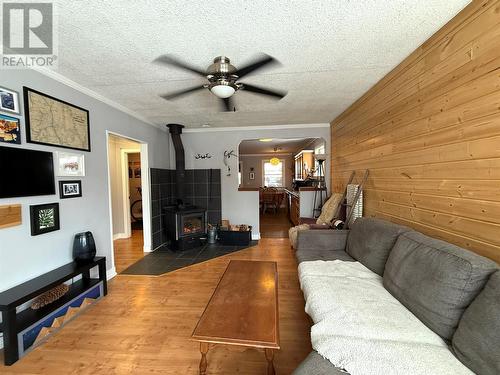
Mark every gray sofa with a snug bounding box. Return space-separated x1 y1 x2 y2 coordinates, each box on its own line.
293 217 499 375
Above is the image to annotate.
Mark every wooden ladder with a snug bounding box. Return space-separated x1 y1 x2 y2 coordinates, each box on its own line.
332 170 369 228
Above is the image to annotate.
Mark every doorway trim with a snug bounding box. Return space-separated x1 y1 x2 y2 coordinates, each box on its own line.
120 148 140 239
105 131 153 276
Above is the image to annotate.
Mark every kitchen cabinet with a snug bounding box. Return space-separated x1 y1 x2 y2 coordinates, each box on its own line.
294 150 314 180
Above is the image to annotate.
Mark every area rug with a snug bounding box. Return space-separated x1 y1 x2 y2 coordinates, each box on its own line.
120 241 259 276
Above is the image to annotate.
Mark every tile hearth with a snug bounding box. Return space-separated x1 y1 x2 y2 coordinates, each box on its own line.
120 241 258 276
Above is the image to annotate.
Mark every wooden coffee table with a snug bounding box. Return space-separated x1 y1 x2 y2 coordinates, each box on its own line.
192 260 280 375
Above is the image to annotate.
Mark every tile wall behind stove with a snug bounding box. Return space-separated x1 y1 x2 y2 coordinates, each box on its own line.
150 168 222 250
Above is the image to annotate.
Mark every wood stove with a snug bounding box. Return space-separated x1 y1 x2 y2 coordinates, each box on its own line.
164 206 207 251
163 123 208 251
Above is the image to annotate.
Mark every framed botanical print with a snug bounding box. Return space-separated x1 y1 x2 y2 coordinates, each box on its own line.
23 87 91 151
0 86 20 114
30 203 60 236
59 180 82 199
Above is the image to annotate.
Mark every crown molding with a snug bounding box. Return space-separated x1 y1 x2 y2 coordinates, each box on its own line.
26 71 330 133
32 67 161 130
183 123 330 133
239 152 293 157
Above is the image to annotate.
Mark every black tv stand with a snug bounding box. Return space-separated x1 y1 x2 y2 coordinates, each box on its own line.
0 257 107 365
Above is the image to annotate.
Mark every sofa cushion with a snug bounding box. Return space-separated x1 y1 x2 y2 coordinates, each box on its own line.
296 229 350 252
316 193 343 225
292 351 347 375
296 248 355 264
452 271 500 375
289 224 311 249
346 218 410 275
383 231 498 340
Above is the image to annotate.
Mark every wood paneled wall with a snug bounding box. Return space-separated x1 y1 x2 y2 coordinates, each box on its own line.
330 0 500 263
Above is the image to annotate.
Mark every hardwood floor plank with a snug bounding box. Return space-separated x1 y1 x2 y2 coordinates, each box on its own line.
113 230 146 273
260 209 292 238
0 238 311 375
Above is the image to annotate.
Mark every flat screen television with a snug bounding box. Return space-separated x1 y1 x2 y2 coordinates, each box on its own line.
0 146 56 198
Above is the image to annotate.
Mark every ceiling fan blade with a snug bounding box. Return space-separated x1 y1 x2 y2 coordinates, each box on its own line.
240 83 286 99
234 54 279 79
160 85 206 100
153 55 207 77
221 97 235 112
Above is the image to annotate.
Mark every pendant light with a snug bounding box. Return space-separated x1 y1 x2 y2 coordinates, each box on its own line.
270 146 281 166
270 157 280 166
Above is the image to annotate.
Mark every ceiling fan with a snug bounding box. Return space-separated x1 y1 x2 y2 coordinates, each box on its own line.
153 54 287 112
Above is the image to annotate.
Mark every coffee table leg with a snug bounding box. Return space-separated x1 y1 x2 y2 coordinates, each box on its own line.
199 342 209 375
264 348 275 375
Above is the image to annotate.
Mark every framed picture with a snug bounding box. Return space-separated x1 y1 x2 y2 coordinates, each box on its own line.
0 86 20 114
30 203 60 236
0 113 21 144
134 166 141 178
128 161 141 179
249 172 255 180
23 87 91 151
59 180 82 199
56 151 85 176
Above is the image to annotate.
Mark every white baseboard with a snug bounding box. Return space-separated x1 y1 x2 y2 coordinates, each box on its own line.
113 233 128 240
143 245 152 252
107 267 117 280
252 233 261 240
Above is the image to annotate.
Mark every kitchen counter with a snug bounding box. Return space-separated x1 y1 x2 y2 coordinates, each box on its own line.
285 188 326 226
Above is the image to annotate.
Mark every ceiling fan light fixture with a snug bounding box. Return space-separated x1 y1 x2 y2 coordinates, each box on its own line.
155 54 286 111
210 84 236 99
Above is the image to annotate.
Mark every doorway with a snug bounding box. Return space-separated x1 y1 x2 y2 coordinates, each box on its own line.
106 132 151 273
238 137 327 238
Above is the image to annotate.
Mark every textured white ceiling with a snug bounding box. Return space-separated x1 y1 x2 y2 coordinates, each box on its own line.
239 138 318 154
51 0 470 128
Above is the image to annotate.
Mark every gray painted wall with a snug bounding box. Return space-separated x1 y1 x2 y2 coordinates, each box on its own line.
175 125 331 238
0 69 169 292
239 154 295 188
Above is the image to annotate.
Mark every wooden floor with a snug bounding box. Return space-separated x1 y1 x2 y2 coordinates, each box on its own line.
113 230 146 273
1 238 311 375
260 209 292 238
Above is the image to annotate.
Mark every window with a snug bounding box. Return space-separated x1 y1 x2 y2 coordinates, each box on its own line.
263 160 284 187
314 143 325 155
314 142 326 177
238 161 242 186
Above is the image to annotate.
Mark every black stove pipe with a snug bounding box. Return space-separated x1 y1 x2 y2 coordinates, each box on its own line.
167 123 185 206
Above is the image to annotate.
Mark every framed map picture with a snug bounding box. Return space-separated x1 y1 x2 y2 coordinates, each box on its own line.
0 113 21 144
23 87 91 151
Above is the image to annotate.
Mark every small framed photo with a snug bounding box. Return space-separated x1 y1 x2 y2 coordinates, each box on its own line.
134 167 141 178
56 151 85 176
59 180 82 199
0 86 20 114
30 203 60 236
0 113 21 144
249 172 255 180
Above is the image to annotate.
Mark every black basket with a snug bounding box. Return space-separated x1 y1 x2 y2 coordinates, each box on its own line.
218 229 252 246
